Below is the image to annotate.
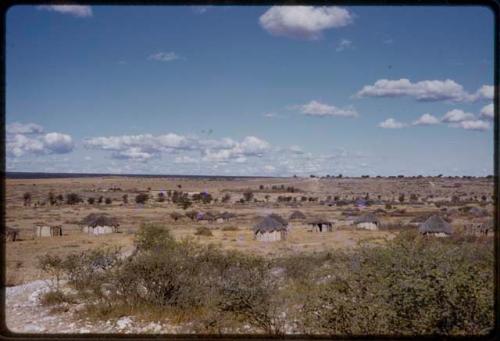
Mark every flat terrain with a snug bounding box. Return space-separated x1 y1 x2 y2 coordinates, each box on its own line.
5 175 494 285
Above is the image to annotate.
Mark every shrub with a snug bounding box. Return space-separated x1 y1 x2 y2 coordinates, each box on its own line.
66 193 82 205
23 192 32 206
135 193 149 204
122 194 128 204
105 198 112 205
87 197 95 205
195 227 213 237
170 212 183 221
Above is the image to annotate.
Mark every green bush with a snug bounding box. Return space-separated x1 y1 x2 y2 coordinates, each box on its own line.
38 228 494 335
195 226 213 237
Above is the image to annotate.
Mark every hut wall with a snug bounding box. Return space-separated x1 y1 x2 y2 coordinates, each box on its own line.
256 230 282 242
83 225 116 235
356 222 378 231
426 232 449 238
34 225 53 237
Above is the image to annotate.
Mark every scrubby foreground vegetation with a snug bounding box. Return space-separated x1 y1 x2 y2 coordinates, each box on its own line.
38 224 494 336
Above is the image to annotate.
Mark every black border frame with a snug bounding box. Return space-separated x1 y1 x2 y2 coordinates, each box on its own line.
0 1 498 340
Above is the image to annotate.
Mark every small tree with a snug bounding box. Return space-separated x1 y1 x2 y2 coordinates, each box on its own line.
135 193 149 204
185 210 198 221
23 192 32 206
66 193 82 205
170 212 183 221
48 192 56 206
122 194 128 204
87 197 95 205
398 193 405 203
243 190 254 202
105 198 112 205
97 196 104 204
157 192 166 202
221 193 231 203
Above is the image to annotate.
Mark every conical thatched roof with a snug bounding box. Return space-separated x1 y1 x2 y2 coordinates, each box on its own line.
410 214 430 224
219 211 236 219
80 213 119 227
468 207 489 217
308 217 332 225
289 210 306 220
268 214 288 226
254 215 287 233
418 215 452 235
354 213 380 225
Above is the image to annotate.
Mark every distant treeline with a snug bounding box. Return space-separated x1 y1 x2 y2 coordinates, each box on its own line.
5 172 275 180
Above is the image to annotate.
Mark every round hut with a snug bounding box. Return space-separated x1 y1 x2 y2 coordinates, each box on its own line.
5 227 19 242
418 215 452 237
80 213 119 235
354 213 380 230
217 211 236 223
253 215 288 242
33 224 63 238
289 210 306 221
307 217 333 232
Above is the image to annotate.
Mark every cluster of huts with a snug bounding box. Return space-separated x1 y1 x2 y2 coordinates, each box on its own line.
196 211 236 223
251 208 495 242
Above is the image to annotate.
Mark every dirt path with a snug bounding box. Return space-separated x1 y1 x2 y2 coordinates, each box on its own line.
5 280 181 334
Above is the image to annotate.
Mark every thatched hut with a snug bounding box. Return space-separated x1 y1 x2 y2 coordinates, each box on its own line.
308 217 333 232
253 215 288 242
80 213 119 235
217 211 236 223
289 210 306 221
5 228 19 242
197 211 217 223
354 213 380 230
33 225 62 238
418 215 452 237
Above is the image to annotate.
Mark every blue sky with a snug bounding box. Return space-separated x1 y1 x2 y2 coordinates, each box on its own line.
6 5 495 176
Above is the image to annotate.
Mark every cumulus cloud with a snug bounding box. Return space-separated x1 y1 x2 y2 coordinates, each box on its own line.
412 113 440 126
480 103 494 119
37 5 93 18
6 123 74 158
148 52 179 62
336 38 352 52
356 78 492 102
6 122 44 134
458 120 490 131
43 133 74 154
259 6 353 40
441 109 475 123
378 118 406 129
299 100 358 117
474 85 494 100
85 133 271 162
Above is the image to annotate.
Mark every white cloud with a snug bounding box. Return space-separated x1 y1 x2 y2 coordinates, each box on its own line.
441 109 475 123
288 145 304 154
43 133 74 154
474 85 494 100
259 6 353 40
378 118 406 129
480 103 494 119
6 122 44 134
336 38 352 52
458 120 490 131
85 133 271 162
356 78 491 102
37 5 93 18
148 52 179 62
263 112 278 118
299 100 358 117
412 113 440 126
6 126 74 158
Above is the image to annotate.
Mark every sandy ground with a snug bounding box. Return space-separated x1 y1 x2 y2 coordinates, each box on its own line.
4 175 494 334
